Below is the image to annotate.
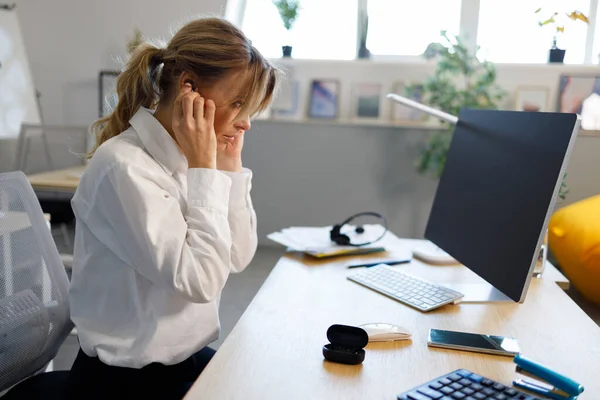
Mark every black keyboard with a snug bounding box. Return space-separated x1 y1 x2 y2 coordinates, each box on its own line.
397 369 545 400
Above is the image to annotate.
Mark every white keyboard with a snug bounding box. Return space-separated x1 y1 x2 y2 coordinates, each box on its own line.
347 265 464 312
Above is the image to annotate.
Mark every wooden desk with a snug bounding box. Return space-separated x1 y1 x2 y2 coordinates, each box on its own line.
26 166 85 192
186 238 600 399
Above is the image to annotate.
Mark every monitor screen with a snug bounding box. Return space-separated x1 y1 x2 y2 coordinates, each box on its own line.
425 109 579 302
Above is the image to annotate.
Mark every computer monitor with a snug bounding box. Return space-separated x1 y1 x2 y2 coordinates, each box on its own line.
424 108 580 303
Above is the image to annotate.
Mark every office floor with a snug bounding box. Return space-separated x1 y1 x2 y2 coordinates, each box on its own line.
51 229 600 371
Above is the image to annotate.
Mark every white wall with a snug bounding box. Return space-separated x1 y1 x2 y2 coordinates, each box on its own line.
244 120 600 246
13 0 228 126
0 0 227 171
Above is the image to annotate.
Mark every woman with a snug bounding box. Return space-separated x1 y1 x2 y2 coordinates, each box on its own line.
65 17 278 399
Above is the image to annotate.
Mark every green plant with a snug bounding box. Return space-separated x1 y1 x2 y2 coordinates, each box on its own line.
273 0 300 31
558 173 569 202
411 31 507 178
412 31 571 201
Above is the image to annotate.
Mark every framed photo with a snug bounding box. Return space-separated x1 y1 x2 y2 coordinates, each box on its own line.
272 80 299 119
558 75 600 114
390 81 427 123
308 79 340 119
352 83 382 119
99 70 119 118
515 86 550 112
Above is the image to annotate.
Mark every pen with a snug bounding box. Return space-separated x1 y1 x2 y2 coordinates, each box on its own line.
513 379 567 400
347 260 410 269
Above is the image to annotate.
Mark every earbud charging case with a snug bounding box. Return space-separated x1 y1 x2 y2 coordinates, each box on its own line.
322 324 369 365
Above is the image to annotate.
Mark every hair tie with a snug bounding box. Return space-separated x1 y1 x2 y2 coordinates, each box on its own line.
155 48 166 63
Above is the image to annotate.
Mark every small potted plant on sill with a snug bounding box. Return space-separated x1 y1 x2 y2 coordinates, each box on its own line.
535 8 589 63
273 0 300 58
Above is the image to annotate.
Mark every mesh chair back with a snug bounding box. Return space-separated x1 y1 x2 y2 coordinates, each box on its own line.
0 171 73 392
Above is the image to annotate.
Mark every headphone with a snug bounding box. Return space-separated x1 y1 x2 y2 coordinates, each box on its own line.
329 211 388 247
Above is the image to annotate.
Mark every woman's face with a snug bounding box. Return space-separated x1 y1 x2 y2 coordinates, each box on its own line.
194 70 252 151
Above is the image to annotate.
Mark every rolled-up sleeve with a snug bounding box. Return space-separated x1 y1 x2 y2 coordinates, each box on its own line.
220 168 258 273
81 162 235 303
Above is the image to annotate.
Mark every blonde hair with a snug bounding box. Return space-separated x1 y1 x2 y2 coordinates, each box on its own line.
89 17 279 158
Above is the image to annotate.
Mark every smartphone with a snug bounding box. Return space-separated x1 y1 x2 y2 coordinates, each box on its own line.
427 329 520 357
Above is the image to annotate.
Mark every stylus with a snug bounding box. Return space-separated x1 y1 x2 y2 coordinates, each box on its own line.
347 260 410 269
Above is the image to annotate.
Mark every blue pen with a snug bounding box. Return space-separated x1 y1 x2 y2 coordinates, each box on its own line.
347 259 410 269
513 354 584 398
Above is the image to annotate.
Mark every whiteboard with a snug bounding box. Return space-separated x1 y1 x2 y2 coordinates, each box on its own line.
0 6 40 138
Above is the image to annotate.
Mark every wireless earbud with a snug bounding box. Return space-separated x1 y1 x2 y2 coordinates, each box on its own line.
184 79 197 92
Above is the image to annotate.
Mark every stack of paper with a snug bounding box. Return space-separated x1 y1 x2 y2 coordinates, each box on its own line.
267 224 390 258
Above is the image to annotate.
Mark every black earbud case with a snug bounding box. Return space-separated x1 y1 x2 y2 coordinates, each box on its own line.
322 324 369 365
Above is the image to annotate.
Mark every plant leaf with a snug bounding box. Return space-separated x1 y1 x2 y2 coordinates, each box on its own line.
568 11 589 23
540 16 555 26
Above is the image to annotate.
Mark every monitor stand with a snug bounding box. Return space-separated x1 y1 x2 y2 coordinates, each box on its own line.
445 283 513 303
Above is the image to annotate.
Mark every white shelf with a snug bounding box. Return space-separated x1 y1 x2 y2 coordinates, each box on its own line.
254 117 600 137
253 117 444 130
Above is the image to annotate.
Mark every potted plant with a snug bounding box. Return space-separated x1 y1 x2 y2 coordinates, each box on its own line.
273 0 300 57
409 31 507 179
535 8 589 63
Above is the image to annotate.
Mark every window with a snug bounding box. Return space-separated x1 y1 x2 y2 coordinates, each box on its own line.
236 0 600 63
366 0 462 56
592 0 600 63
477 0 590 64
241 0 359 60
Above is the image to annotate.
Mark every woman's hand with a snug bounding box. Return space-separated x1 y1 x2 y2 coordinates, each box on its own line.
217 133 244 173
172 83 217 169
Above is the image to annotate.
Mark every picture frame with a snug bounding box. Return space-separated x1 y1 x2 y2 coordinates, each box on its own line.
308 79 340 119
390 81 427 123
515 86 550 112
558 74 600 114
99 70 119 118
352 83 382 119
271 80 300 119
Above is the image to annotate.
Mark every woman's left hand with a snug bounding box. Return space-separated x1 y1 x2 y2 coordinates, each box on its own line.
217 133 244 172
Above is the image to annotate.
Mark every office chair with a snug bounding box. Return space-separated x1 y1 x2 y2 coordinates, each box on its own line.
0 171 74 399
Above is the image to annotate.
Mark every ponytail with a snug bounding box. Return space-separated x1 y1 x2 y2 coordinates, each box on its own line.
88 43 163 158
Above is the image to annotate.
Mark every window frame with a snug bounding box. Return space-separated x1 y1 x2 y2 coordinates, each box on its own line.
232 0 600 64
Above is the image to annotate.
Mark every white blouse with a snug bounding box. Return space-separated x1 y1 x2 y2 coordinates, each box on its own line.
69 107 257 368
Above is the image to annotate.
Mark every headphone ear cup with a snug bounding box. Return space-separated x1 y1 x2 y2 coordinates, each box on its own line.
334 234 351 246
330 225 351 245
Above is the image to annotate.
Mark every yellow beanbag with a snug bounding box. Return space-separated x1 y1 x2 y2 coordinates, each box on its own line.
548 195 600 305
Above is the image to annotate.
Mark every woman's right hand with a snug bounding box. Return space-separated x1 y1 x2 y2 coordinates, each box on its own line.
172 82 217 169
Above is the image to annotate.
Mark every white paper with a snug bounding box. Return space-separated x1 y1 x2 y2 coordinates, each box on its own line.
267 224 409 256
